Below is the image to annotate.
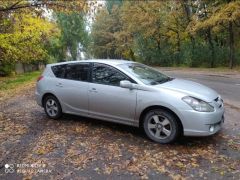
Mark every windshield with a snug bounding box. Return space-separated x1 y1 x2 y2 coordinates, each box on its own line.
119 63 173 85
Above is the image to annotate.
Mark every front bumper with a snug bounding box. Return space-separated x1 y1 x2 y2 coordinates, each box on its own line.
181 106 224 136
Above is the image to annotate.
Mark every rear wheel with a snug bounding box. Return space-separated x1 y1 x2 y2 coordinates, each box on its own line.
143 109 180 144
43 95 62 119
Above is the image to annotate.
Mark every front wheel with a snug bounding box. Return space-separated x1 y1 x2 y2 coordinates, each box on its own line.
143 109 180 144
43 95 62 119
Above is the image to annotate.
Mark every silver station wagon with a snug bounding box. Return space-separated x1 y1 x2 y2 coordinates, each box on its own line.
36 60 224 143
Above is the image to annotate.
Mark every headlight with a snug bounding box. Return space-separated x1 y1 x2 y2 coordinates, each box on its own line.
182 96 214 112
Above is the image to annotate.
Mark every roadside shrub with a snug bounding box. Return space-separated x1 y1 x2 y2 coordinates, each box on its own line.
0 63 15 76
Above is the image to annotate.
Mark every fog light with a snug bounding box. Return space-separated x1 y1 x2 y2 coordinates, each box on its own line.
209 125 215 132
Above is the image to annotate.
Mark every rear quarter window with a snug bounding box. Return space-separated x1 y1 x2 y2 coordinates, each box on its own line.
51 64 67 78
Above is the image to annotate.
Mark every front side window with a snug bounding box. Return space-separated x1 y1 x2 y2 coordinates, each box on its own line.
92 63 128 86
65 63 89 82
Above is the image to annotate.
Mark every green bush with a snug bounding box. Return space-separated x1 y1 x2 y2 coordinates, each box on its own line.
0 63 15 76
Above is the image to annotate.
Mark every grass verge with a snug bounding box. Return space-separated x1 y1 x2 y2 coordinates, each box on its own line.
0 71 41 102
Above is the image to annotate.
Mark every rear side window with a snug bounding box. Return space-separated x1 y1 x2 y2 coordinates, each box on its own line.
65 63 90 82
51 64 66 78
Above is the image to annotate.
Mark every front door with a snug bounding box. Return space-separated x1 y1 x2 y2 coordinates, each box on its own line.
88 63 137 124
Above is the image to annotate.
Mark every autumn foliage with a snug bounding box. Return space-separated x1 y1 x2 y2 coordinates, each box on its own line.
90 0 240 68
0 0 240 75
0 0 91 75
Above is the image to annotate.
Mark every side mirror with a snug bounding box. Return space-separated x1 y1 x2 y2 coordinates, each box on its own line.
120 80 134 89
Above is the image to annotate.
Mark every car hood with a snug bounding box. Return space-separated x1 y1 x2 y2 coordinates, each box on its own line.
155 78 218 102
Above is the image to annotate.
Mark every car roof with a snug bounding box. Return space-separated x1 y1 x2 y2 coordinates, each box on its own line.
48 59 135 67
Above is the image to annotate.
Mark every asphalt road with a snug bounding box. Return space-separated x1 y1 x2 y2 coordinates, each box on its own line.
161 69 240 108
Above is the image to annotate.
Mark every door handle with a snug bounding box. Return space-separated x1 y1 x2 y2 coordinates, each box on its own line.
56 83 63 87
89 88 97 93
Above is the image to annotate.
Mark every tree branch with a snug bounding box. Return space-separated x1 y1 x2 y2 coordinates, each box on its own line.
234 20 240 27
0 1 72 12
138 5 147 13
7 1 23 10
0 2 42 12
167 27 178 33
219 21 228 29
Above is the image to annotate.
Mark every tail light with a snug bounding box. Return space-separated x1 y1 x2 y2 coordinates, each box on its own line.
37 75 44 82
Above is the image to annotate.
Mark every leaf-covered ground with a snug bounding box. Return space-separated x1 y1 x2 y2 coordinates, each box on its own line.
0 85 239 179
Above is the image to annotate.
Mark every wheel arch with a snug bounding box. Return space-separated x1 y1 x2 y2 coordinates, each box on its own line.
42 93 59 106
139 105 184 135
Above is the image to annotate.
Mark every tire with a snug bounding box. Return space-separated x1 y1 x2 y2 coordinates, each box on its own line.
143 109 180 144
43 95 62 119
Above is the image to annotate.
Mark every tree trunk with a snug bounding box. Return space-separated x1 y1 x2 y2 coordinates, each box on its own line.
181 0 195 66
22 63 26 73
156 33 161 52
176 31 181 65
181 0 191 22
228 21 235 69
206 27 215 68
129 49 135 61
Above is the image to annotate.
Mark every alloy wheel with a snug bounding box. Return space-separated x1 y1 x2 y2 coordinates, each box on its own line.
147 115 172 139
46 99 58 117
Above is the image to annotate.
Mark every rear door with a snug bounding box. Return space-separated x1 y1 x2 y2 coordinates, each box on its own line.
88 63 137 124
52 63 90 116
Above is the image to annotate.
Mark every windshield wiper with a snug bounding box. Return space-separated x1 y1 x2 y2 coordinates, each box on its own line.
155 77 174 84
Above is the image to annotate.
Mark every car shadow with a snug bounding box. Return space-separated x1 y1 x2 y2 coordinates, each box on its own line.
53 113 221 147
